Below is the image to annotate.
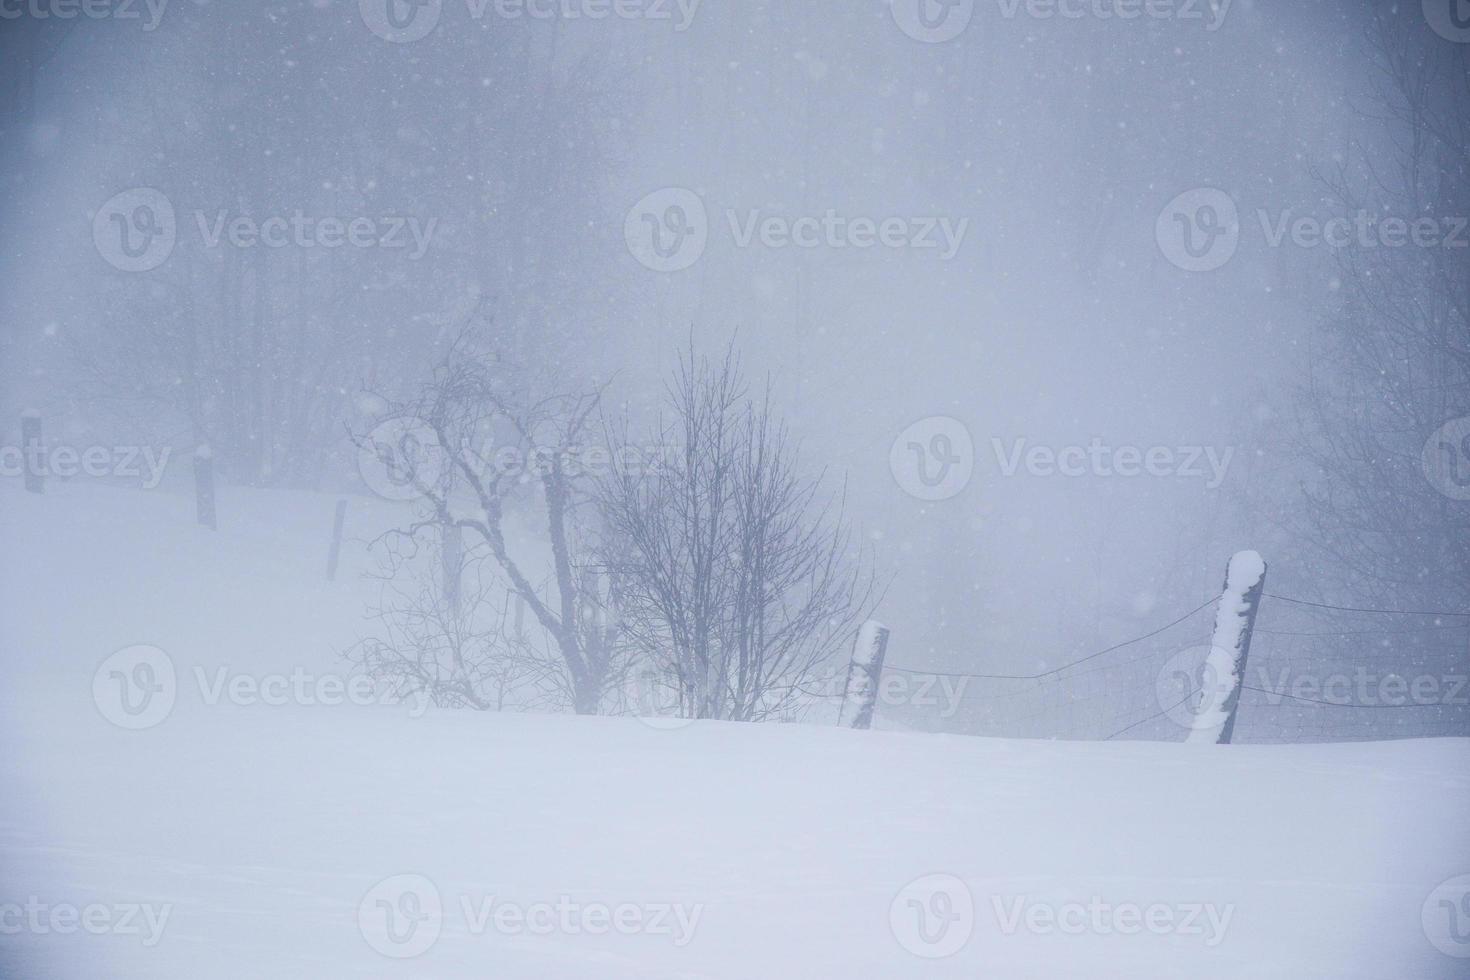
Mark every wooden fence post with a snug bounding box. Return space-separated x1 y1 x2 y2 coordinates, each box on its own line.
325 498 349 581
20 410 43 494
193 445 216 530
839 620 891 730
1187 551 1267 745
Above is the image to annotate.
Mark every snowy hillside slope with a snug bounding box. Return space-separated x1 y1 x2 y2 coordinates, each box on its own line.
1 483 1468 979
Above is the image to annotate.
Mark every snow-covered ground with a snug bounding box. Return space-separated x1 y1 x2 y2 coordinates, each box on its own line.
2 483 1468 978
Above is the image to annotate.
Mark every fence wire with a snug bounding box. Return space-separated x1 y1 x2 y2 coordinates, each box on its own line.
1230 594 1469 745
868 588 1470 744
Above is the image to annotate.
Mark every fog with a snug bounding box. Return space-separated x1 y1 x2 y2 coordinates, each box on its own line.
2 1 1468 975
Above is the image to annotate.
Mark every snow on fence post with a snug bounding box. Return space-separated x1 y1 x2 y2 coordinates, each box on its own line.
20 410 43 494
1187 551 1268 745
193 445 217 530
839 620 891 730
325 498 349 581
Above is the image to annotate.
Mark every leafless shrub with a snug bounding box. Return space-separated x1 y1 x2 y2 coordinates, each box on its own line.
598 343 881 722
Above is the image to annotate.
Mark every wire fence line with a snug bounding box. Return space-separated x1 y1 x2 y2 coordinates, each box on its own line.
1261 594 1470 618
881 598 1218 682
1240 685 1460 709
861 584 1470 744
1232 592 1469 744
1103 687 1202 741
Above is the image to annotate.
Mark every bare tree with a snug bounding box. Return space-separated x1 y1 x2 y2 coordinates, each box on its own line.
58 7 629 489
348 526 568 713
598 344 880 722
1288 13 1470 612
355 331 627 715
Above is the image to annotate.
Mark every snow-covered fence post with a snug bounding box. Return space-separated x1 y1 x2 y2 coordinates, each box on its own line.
20 410 43 494
1187 551 1268 745
193 445 217 530
839 621 891 730
325 498 348 581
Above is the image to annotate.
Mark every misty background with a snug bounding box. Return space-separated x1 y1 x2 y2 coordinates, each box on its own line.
0 0 1462 736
